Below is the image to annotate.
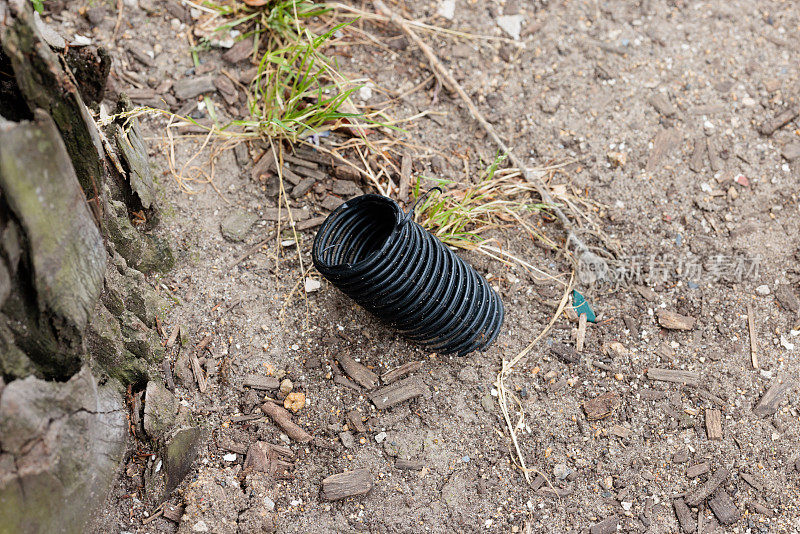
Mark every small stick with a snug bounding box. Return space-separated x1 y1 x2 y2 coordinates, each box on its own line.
261 402 313 443
142 504 164 525
190 354 207 392
227 231 277 270
112 0 124 40
576 313 587 352
374 0 592 258
747 302 758 369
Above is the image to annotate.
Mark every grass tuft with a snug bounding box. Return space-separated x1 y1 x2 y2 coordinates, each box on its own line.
412 154 551 250
196 1 363 143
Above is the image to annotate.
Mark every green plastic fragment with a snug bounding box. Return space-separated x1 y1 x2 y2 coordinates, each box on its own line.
571 290 596 323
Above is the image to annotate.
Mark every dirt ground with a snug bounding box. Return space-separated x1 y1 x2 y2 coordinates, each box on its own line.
47 0 800 532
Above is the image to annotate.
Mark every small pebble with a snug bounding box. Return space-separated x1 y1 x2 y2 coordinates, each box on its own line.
223 453 237 462
375 431 387 443
280 378 293 396
755 284 771 296
305 277 321 293
553 463 571 480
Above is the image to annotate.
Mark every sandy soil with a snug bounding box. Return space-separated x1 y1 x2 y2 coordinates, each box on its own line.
47 0 800 532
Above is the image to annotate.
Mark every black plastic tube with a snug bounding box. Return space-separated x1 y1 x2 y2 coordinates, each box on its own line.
312 194 504 356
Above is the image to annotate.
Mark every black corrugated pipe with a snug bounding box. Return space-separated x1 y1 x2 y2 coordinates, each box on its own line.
312 192 504 356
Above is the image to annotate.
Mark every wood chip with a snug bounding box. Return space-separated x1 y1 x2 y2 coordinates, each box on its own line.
708 489 739 525
673 498 696 533
369 377 424 409
218 439 247 455
550 343 579 364
758 106 799 136
321 468 373 501
707 136 723 172
739 471 763 492
646 128 682 172
649 93 677 117
576 312 588 352
656 309 696 330
190 354 207 392
687 462 709 478
609 424 630 439
296 216 326 231
685 467 729 506
334 373 361 391
689 137 707 173
279 166 303 185
337 354 378 390
747 501 775 518
591 359 615 372
705 408 722 440
775 284 800 312
380 360 423 385
231 413 263 423
583 392 621 421
531 474 546 491
162 357 175 391
347 410 367 433
754 378 793 416
165 325 181 348
261 402 312 443
162 503 184 522
284 154 318 169
647 368 699 387
747 302 758 369
244 374 280 390
294 147 332 166
291 165 327 181
589 516 618 534
395 458 423 470
332 164 361 182
623 315 639 338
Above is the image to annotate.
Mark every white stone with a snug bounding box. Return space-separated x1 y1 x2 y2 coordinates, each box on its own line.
496 15 524 41
192 521 209 532
223 453 237 462
375 431 387 443
621 501 633 511
437 0 456 20
71 34 92 46
305 278 321 293
358 85 373 101
553 463 570 480
755 284 771 295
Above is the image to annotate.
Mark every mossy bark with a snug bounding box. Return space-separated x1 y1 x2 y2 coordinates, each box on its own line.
0 1 181 531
